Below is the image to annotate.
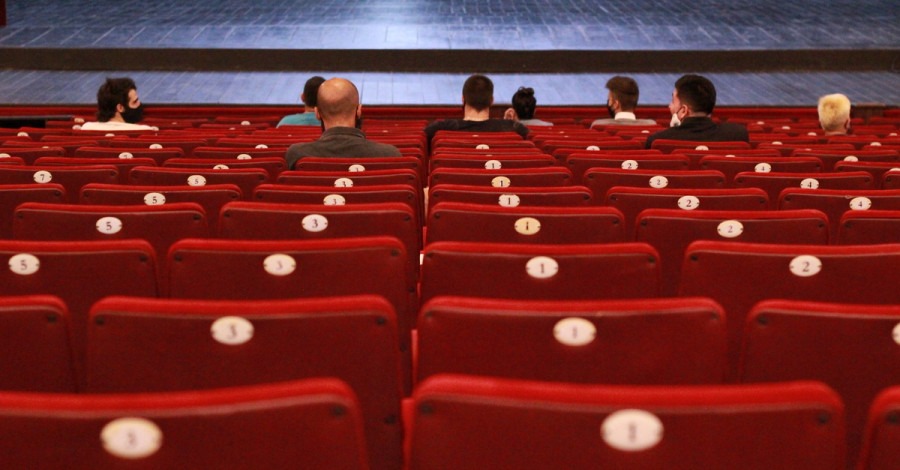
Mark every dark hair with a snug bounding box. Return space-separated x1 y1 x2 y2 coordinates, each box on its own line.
462 74 493 111
605 76 640 111
511 87 537 120
96 77 136 122
674 74 717 115
303 76 326 107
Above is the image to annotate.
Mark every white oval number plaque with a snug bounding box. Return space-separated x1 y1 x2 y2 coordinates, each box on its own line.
553 317 596 346
9 253 40 276
789 255 822 277
101 417 163 460
602 409 664 452
96 216 123 235
526 256 559 279
211 316 254 346
263 254 296 276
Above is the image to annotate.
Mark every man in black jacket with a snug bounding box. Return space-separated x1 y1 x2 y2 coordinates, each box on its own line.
645 74 748 149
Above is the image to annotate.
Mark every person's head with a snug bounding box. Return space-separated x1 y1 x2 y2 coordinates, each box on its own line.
670 74 717 120
511 87 537 120
96 77 143 123
818 93 852 134
462 74 494 112
301 76 326 109
314 77 362 129
605 76 640 115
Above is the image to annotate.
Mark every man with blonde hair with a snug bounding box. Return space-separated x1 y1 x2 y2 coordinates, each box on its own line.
818 93 851 135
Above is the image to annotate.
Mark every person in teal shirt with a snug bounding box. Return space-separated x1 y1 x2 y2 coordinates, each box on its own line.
277 76 325 127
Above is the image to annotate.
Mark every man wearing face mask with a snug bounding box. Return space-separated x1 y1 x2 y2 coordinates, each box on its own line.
285 77 401 170
645 74 748 149
81 77 158 131
590 76 658 128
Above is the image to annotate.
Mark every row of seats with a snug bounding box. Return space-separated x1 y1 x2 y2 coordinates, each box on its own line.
4 293 900 469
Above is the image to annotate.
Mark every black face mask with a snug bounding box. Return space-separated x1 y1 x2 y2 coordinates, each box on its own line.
121 103 144 124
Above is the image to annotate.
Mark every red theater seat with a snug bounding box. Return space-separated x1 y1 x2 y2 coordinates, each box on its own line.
408 375 845 470
277 168 420 189
34 156 157 184
425 202 625 245
699 155 823 184
740 300 900 467
0 239 158 384
0 183 66 238
162 157 286 179
0 146 66 165
650 139 751 154
218 201 421 272
604 187 770 236
0 165 119 203
0 295 75 392
420 241 660 306
293 156 423 182
416 296 726 385
636 209 829 296
566 154 690 184
427 184 592 212
0 378 369 469
779 188 900 240
428 166 573 188
837 210 900 245
680 241 900 379
858 386 900 470
74 146 184 165
12 202 208 291
166 236 415 391
584 168 726 203
128 166 268 200
79 183 241 233
734 171 875 203
86 295 401 470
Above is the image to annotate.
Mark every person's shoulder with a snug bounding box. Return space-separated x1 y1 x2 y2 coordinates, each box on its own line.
81 121 158 131
425 119 461 131
277 113 319 127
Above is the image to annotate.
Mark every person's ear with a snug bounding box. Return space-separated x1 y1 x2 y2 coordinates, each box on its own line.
490 97 494 106
356 104 362 118
300 93 307 104
844 118 851 131
314 107 322 120
116 103 125 114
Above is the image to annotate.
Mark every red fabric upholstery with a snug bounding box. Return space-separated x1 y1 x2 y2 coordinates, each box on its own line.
635 209 829 295
417 296 726 385
425 202 625 245
87 295 400 470
0 378 369 469
680 241 900 380
409 375 845 469
0 295 75 392
740 300 900 466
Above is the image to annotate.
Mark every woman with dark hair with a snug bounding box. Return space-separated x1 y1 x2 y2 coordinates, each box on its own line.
504 87 553 127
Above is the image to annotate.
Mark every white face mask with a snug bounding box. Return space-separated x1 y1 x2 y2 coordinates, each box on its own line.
670 113 682 128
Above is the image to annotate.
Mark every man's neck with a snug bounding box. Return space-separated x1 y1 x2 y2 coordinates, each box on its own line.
323 118 357 130
463 106 491 121
107 115 125 123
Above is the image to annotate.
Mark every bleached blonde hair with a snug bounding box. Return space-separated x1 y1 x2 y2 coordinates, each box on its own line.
817 93 851 133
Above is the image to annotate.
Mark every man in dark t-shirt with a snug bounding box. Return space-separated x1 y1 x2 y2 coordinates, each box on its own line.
424 74 530 149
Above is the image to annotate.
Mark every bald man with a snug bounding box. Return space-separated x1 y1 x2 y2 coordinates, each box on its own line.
285 78 401 169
